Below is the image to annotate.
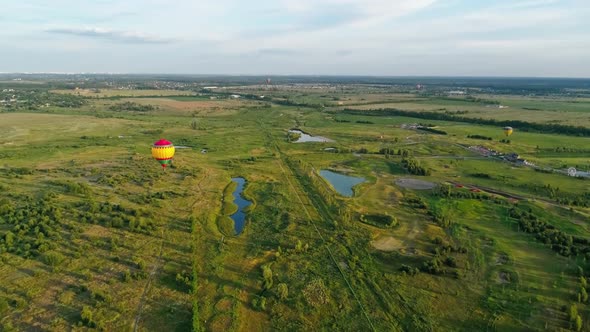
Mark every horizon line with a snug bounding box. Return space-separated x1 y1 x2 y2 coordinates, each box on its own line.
1 72 590 80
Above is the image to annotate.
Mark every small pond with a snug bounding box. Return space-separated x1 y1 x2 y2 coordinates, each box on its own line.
230 177 252 235
289 129 333 143
319 170 365 197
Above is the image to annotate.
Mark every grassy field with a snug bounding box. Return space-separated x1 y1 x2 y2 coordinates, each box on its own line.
0 81 589 331
341 95 590 127
52 89 196 98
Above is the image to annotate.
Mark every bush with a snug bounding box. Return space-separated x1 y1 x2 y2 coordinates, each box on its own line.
359 214 398 228
399 264 419 276
42 251 65 267
80 306 95 327
467 134 492 140
444 256 457 268
251 295 267 311
277 283 289 300
262 264 273 290
303 279 329 307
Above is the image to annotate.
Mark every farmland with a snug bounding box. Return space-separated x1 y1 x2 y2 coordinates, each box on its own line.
0 75 589 331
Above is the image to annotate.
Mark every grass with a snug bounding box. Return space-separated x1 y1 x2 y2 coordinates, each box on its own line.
0 83 589 331
51 89 195 98
342 95 590 127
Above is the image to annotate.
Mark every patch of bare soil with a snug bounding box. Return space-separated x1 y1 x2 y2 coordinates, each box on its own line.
371 236 403 251
496 253 509 265
395 178 436 190
498 271 510 284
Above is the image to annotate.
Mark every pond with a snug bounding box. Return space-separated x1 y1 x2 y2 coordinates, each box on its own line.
230 177 252 235
289 129 333 143
319 170 365 197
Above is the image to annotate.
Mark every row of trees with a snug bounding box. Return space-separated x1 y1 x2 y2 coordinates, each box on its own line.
109 101 156 112
525 183 590 207
509 207 590 258
544 146 590 153
467 134 493 140
340 108 590 136
401 157 431 176
418 127 447 135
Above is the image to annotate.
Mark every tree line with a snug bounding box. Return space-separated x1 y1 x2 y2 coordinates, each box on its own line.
340 108 590 137
509 207 590 258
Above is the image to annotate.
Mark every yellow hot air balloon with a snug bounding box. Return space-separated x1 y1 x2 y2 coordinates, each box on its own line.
151 139 175 168
503 126 513 137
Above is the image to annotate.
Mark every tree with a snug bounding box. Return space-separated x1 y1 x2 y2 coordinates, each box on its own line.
42 251 65 267
580 287 588 303
295 240 303 252
122 270 132 282
570 304 578 322
4 231 14 248
259 296 267 310
277 283 288 301
262 264 273 290
81 306 94 327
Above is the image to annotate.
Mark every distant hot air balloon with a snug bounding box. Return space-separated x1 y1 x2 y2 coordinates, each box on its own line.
151 139 175 168
503 126 513 137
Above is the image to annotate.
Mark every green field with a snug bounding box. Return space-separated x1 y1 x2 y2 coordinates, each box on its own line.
1 77 589 331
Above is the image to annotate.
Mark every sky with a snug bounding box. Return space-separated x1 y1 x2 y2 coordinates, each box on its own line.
2 0 589 77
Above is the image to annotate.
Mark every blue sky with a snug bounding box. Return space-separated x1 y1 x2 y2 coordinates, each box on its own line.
2 0 589 76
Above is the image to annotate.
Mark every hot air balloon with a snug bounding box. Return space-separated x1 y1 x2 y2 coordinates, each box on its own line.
151 139 175 168
503 126 513 136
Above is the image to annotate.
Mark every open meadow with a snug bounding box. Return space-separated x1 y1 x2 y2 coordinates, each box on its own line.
0 76 589 331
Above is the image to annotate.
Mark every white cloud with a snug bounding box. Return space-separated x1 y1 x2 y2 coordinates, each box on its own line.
0 0 588 76
45 27 174 44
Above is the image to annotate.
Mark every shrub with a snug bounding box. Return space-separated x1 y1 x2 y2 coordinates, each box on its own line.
42 251 65 267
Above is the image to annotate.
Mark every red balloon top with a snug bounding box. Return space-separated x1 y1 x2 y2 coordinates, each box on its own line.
153 139 173 146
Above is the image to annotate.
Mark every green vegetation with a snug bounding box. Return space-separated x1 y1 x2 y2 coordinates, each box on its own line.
341 108 590 136
467 134 493 141
109 101 156 112
0 75 589 331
